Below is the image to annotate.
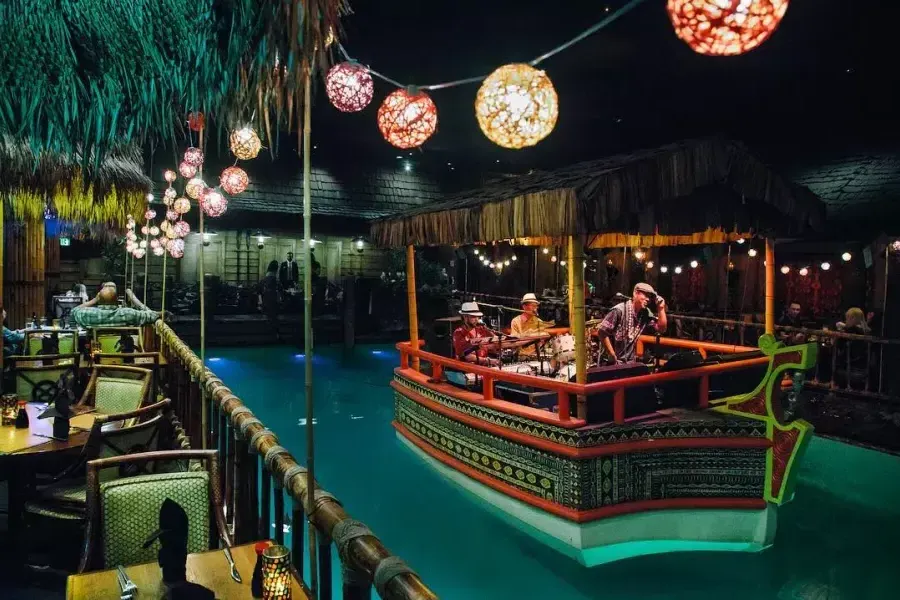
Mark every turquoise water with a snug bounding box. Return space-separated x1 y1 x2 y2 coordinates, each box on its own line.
208 344 900 600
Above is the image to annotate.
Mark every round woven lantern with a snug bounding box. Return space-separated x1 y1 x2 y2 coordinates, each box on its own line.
475 63 559 149
133 247 146 259
164 188 177 201
150 238 160 249
126 230 137 242
126 240 136 252
173 197 191 215
666 0 789 56
229 127 262 160
168 238 185 258
377 88 438 149
200 189 228 217
325 62 374 113
179 161 198 179
187 111 206 132
220 167 249 195
165 226 177 239
173 220 190 238
184 147 204 167
166 209 178 221
186 178 206 200
141 225 149 235
149 226 160 236
164 170 177 183
144 209 156 220
152 245 166 257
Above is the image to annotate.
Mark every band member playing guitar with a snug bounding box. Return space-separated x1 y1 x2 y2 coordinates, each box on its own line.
595 283 667 364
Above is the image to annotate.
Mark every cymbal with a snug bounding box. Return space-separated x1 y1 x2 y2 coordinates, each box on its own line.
585 318 604 327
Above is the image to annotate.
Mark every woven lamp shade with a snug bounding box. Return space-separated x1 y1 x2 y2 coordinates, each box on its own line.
188 111 206 132
149 225 160 236
230 127 262 160
667 0 789 56
377 89 438 149
200 189 228 217
165 225 177 239
152 245 165 257
173 197 191 215
220 166 249 195
133 247 146 259
166 209 178 221
150 238 160 249
183 147 204 167
173 220 190 237
168 238 185 258
325 62 374 113
179 161 198 179
475 64 558 149
164 170 177 183
186 178 206 200
144 209 156 220
164 188 177 202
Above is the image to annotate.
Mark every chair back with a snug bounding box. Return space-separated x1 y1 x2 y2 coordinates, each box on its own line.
87 400 176 482
80 449 228 572
79 365 152 414
92 327 144 354
11 355 81 403
26 330 78 356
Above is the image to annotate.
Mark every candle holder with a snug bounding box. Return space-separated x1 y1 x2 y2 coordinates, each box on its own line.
261 545 291 600
1 394 17 426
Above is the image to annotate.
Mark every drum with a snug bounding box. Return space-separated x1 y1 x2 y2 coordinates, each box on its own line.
550 334 576 364
501 362 536 376
555 364 577 381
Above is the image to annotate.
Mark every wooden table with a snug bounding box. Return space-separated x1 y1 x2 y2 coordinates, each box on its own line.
66 542 309 600
0 403 95 456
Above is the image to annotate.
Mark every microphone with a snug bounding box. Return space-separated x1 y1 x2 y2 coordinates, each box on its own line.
613 292 630 302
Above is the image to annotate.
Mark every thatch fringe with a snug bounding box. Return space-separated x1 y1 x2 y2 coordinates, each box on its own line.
371 138 826 248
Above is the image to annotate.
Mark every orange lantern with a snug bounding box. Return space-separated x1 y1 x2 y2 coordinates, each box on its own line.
220 166 249 195
666 0 789 56
188 112 206 132
377 88 438 149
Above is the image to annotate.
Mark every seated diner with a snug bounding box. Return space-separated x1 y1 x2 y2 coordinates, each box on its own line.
72 285 161 329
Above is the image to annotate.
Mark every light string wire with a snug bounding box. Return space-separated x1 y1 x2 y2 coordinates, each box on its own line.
337 0 649 92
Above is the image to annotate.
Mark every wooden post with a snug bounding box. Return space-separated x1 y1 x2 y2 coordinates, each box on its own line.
0 204 4 391
160 251 167 321
567 242 575 322
198 125 208 449
569 237 587 419
765 238 775 335
406 244 420 371
142 210 150 305
343 275 355 351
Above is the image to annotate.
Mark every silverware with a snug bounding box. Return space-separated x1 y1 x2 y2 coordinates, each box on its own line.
116 565 137 599
223 545 242 583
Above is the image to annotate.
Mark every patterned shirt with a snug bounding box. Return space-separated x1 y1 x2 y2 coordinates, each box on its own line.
597 301 648 363
71 304 160 328
452 324 492 360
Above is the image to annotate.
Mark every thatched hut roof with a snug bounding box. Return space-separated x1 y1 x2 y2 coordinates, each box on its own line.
1 137 149 227
371 138 827 248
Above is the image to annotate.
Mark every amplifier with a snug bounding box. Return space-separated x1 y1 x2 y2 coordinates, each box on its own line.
495 383 558 413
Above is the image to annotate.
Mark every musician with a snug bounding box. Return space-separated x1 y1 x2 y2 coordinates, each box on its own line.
595 283 667 364
510 293 545 357
452 302 499 367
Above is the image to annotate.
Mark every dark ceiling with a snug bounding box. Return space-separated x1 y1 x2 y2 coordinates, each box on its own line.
294 0 896 175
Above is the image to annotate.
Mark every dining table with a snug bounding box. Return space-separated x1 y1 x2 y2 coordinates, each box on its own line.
66 542 310 600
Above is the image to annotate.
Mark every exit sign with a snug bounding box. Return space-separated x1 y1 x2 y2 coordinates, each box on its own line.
59 237 71 247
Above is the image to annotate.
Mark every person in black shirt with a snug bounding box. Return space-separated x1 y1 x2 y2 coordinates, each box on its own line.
595 283 668 364
258 260 282 341
279 252 300 290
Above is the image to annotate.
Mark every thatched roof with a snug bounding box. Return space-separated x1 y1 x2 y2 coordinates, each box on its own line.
371 138 827 248
1 137 149 227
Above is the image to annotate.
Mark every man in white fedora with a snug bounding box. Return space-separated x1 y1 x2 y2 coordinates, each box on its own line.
452 302 499 366
510 293 549 358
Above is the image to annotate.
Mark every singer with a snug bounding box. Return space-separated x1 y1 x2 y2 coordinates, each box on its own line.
452 302 500 366
594 283 667 364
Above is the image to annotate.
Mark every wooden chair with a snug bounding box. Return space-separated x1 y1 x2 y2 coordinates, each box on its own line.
79 449 230 572
91 327 144 354
25 329 78 356
9 354 82 403
93 352 161 401
77 365 152 416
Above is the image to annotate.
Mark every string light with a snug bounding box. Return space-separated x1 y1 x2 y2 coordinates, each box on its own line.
511 254 517 261
489 262 495 269
892 240 900 253
551 255 557 262
325 62 375 113
820 262 831 271
660 265 668 273
674 266 683 274
799 267 809 277
377 88 438 149
542 248 549 254
841 252 852 262
781 265 790 274
736 238 745 244
633 249 645 261
504 260 510 266
560 260 567 266
666 0 790 56
748 248 758 257
474 249 480 255
690 260 699 268
475 64 558 149
646 261 654 269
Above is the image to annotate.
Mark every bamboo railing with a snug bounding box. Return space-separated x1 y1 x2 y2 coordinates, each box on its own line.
132 300 436 599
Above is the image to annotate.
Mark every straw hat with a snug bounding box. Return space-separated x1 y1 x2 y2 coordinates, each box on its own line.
459 302 483 317
521 293 540 305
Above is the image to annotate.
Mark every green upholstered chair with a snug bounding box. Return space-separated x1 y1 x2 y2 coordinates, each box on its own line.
25 329 78 356
79 449 229 572
77 365 152 417
93 352 161 401
92 327 144 354
24 399 177 522
9 354 81 403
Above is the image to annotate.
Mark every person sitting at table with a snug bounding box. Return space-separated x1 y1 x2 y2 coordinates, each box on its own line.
2 306 25 356
452 302 499 367
71 286 160 328
510 293 552 358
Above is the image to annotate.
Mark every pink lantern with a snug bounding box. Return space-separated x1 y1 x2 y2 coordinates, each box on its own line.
168 238 185 258
133 247 146 259
174 197 191 214
179 161 198 179
219 166 249 195
200 189 228 217
152 245 166 257
173 220 191 237
186 178 206 200
183 147 204 167
325 62 375 113
164 188 177 201
164 170 177 183
166 209 178 221
125 240 136 252
150 238 161 249
144 209 156 220
126 230 137 241
141 225 149 235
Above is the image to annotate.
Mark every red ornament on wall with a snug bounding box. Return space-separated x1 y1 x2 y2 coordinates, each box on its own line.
377 88 438 149
666 0 789 56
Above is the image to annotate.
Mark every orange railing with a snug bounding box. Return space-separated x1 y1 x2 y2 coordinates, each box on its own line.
396 336 768 425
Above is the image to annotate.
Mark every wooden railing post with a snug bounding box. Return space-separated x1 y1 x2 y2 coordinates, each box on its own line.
400 351 409 370
342 565 372 600
613 388 625 424
482 376 494 401
291 499 305 575
248 446 260 544
260 467 272 542
225 419 235 529
274 481 285 546
233 431 249 544
699 375 710 409
319 535 333 600
218 409 228 516
556 390 570 421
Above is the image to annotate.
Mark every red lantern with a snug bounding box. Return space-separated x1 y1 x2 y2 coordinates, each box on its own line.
183 147 204 167
667 0 789 56
377 88 438 149
219 167 249 195
200 189 228 218
187 112 206 132
179 161 197 179
325 62 374 113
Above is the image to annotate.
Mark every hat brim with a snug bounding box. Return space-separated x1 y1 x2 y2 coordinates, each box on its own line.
459 311 483 317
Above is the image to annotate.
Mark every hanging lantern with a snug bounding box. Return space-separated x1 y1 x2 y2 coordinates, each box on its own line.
377 88 438 149
179 161 198 179
183 147 204 167
126 230 137 242
144 209 156 220
126 240 136 252
187 111 206 132
164 170 177 183
149 226 160 236
325 62 375 113
666 0 789 56
133 247 146 259
220 167 249 195
165 226 177 239
160 220 171 233
475 63 558 149
229 127 262 160
174 197 191 214
141 225 149 235
200 189 228 217
166 209 178 221
173 220 191 238
164 188 177 201
150 238 161 249
186 178 206 200
152 245 166 257
168 238 185 258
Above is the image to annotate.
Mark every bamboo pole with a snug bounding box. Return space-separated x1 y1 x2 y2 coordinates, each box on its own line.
301 63 319 599
199 125 208 449
124 243 129 296
567 242 575 323
881 245 889 338
406 244 420 371
765 238 775 335
0 204 4 392
161 250 167 323
142 215 150 304
568 236 587 419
